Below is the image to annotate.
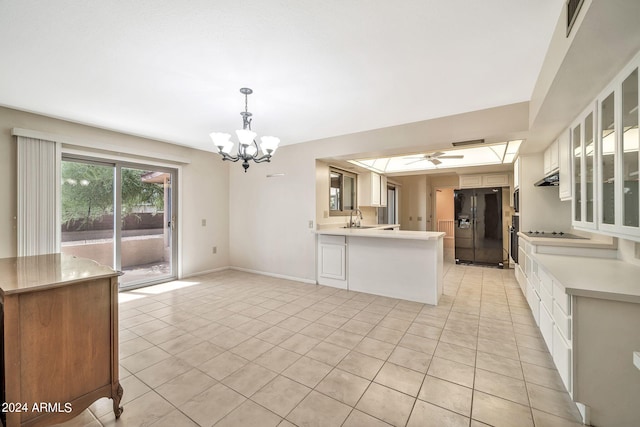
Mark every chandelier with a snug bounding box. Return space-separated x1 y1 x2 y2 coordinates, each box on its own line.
210 88 280 172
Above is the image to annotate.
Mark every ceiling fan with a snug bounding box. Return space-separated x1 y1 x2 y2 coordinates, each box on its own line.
404 151 464 166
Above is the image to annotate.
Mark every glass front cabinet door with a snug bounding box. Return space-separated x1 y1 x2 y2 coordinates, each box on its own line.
597 59 640 239
571 106 597 230
621 68 639 231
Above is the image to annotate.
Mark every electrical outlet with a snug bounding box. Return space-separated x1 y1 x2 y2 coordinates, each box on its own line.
212 246 217 254
308 220 314 229
324 210 329 218
201 219 207 226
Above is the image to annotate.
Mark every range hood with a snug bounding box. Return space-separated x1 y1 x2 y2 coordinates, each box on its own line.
535 171 559 186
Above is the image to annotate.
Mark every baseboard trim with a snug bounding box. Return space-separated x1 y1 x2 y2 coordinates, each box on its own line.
230 266 316 285
181 266 230 279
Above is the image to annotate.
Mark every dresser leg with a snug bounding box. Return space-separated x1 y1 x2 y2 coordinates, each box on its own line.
113 382 124 418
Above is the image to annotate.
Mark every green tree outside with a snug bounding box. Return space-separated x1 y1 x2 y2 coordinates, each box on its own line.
61 161 164 230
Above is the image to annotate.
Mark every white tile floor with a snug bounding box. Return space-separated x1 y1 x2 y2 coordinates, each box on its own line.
55 263 584 427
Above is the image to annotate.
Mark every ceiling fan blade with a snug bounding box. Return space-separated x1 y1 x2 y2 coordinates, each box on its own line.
430 151 446 158
437 155 464 159
403 156 427 160
430 158 442 165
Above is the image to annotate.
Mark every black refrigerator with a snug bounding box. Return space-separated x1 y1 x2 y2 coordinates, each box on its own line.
454 187 504 267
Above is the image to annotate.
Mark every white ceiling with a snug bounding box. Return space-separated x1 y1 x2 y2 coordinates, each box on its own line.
0 1 563 152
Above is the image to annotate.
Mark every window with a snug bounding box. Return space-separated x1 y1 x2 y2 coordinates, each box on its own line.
329 167 357 215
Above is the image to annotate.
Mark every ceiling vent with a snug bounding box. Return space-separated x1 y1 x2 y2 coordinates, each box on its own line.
567 0 584 37
451 139 485 147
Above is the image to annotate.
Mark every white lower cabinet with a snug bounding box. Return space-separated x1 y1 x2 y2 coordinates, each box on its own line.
516 252 574 398
317 235 347 289
539 302 554 352
553 301 572 341
553 326 573 394
527 283 540 325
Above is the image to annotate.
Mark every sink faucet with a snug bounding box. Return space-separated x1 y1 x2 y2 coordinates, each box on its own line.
349 209 363 228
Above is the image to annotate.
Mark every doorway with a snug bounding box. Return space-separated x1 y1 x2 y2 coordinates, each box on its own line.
378 184 398 224
435 187 455 261
60 157 178 289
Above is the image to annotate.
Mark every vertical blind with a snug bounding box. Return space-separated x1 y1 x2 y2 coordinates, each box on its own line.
17 136 60 256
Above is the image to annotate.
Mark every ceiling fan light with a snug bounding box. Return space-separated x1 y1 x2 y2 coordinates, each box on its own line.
236 129 257 146
260 136 280 154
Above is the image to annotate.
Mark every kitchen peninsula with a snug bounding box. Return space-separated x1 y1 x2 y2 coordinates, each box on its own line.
316 227 444 305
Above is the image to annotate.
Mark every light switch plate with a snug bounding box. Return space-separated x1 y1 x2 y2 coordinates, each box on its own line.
201 219 206 226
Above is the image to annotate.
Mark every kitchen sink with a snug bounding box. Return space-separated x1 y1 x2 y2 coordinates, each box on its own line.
342 226 378 229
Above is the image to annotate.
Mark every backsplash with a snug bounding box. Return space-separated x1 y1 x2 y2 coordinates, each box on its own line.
316 206 378 229
618 238 640 267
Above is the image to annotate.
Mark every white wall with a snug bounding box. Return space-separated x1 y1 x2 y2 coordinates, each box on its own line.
0 107 230 277
229 144 317 282
519 153 571 232
396 175 430 231
228 102 529 282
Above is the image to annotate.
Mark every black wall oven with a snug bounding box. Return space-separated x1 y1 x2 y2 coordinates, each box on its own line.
509 215 519 264
513 188 519 213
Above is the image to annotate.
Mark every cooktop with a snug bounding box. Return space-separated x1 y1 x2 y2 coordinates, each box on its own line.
524 231 587 239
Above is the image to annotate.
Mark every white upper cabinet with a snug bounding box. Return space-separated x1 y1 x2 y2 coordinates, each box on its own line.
571 105 597 230
596 59 640 239
558 129 572 200
359 172 387 207
514 157 520 189
566 51 640 240
459 173 509 189
380 175 388 207
543 139 559 175
621 67 639 233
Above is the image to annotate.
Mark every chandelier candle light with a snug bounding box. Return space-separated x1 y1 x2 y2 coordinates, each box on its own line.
210 88 280 172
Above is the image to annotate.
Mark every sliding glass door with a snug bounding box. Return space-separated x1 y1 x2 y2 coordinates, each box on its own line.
60 157 177 289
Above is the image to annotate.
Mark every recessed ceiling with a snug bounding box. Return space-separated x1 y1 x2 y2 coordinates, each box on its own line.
349 140 522 174
0 1 563 152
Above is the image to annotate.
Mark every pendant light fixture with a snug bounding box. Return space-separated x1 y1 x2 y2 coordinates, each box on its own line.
210 88 280 172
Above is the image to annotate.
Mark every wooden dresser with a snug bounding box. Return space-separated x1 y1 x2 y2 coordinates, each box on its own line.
0 254 123 427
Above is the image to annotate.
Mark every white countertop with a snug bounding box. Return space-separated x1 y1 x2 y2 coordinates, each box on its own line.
518 232 617 249
532 253 640 304
317 227 444 241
